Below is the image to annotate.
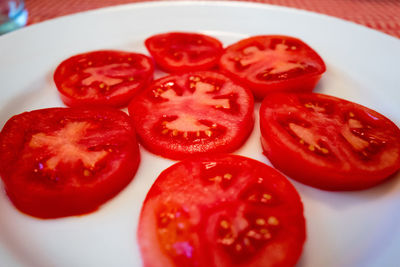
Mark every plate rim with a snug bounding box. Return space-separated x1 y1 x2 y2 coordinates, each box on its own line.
0 1 399 267
4 0 398 43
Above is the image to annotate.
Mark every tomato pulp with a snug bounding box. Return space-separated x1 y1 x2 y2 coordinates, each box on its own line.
0 107 140 218
128 71 254 159
138 154 306 267
145 32 223 73
54 50 154 107
260 92 400 190
219 35 326 99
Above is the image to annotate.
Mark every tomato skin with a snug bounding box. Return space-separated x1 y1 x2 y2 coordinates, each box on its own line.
138 154 305 267
0 107 140 218
260 92 400 191
145 32 223 73
54 50 154 108
219 35 326 100
128 71 254 160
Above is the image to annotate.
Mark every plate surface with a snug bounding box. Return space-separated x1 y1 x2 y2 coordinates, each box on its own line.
0 1 399 267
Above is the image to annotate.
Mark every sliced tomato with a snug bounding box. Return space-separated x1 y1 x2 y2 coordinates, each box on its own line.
138 154 306 267
128 71 254 159
54 50 154 107
260 92 400 191
219 35 326 99
0 107 140 218
145 32 223 73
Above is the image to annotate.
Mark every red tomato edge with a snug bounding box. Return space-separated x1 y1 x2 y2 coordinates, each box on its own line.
5 152 140 218
145 32 223 73
134 115 255 160
0 108 141 218
225 71 324 101
259 93 400 191
128 71 256 160
56 75 153 108
137 154 306 267
219 35 326 100
53 50 154 108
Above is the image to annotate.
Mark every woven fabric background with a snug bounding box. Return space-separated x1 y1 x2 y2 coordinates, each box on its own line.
25 0 400 38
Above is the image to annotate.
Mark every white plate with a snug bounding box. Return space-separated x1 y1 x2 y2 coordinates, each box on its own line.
1 1 399 267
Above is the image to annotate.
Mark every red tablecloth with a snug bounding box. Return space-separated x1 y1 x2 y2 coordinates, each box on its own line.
25 0 400 38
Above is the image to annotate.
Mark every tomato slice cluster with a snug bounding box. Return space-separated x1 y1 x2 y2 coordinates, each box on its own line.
138 155 306 267
1 30 400 267
0 107 140 218
260 93 400 190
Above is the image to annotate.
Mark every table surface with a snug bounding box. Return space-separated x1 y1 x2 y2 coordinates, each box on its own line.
24 0 400 38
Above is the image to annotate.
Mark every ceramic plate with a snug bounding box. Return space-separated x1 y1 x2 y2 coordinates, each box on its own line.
0 1 399 266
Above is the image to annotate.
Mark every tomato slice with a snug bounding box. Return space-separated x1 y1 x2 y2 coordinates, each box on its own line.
138 154 306 267
128 71 254 159
0 107 140 218
260 92 400 191
145 32 223 73
54 50 154 107
219 35 326 99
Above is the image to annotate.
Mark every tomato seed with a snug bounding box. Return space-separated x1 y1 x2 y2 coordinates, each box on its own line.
220 236 235 246
260 228 272 239
220 220 230 229
267 216 279 226
256 218 266 226
209 175 222 182
321 147 329 154
224 173 232 180
261 194 272 202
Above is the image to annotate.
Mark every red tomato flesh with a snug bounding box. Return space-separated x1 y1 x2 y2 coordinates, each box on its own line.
128 71 254 159
138 154 306 267
260 92 400 191
54 50 154 107
0 107 140 218
145 32 223 73
219 35 326 99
